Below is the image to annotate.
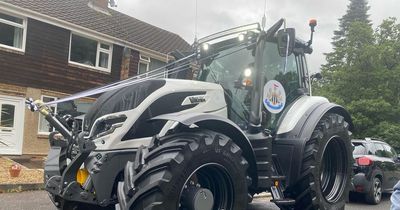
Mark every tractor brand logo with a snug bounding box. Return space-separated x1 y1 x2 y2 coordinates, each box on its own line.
263 80 286 114
189 95 206 104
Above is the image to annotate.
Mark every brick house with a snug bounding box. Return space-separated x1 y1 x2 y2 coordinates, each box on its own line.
0 0 190 155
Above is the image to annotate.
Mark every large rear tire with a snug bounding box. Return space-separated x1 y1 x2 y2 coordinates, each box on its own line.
286 113 353 210
117 129 249 210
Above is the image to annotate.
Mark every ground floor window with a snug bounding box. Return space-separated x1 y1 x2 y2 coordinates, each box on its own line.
38 96 93 134
38 96 57 134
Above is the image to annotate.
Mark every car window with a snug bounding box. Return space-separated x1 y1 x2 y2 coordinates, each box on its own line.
391 147 398 157
367 142 376 155
374 143 386 157
352 142 367 155
383 144 395 158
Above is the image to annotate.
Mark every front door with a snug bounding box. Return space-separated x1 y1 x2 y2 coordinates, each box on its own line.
0 95 24 155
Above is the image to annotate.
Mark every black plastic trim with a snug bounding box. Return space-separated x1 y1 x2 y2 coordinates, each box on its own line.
151 112 258 191
122 91 205 140
273 102 353 187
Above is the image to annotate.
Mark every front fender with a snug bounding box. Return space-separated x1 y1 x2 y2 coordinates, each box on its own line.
273 96 353 186
152 112 258 189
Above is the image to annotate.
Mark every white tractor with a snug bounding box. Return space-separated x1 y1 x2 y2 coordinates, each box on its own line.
27 19 353 210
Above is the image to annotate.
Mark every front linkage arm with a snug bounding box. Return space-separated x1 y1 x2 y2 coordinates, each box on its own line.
25 98 99 206
26 98 72 141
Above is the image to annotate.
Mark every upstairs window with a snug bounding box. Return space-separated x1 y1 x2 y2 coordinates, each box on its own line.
0 12 26 51
138 55 150 75
69 33 112 72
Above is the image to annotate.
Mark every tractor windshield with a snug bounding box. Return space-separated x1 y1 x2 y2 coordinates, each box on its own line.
197 42 255 129
196 35 301 131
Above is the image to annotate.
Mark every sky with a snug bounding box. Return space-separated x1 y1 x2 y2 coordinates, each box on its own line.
114 0 400 73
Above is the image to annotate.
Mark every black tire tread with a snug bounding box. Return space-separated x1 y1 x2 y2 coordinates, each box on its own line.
365 177 381 205
118 129 249 210
287 113 353 210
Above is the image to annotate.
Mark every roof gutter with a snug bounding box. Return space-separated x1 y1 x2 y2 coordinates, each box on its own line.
0 1 170 61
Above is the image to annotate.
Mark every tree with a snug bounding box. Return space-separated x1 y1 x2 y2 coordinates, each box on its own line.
333 0 371 45
323 0 372 71
315 16 400 150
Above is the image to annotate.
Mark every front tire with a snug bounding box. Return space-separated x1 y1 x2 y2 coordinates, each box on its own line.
286 113 353 210
117 129 249 210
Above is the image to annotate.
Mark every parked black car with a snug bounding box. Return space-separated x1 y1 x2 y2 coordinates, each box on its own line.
351 138 400 204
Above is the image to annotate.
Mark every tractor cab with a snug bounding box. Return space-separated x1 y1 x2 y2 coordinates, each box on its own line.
195 19 314 133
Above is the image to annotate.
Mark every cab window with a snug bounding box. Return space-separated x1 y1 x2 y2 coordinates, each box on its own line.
197 43 255 129
261 42 301 131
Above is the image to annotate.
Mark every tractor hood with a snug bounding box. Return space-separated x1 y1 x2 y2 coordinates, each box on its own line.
83 80 166 131
83 79 227 137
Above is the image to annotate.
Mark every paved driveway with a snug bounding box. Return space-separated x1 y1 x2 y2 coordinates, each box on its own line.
0 191 391 210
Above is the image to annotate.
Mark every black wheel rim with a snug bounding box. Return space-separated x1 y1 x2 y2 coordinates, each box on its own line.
320 137 348 203
179 163 234 210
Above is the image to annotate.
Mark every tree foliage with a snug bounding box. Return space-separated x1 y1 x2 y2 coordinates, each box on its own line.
315 0 400 150
323 0 372 70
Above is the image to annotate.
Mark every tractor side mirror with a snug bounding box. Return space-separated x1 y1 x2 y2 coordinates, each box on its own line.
277 28 295 57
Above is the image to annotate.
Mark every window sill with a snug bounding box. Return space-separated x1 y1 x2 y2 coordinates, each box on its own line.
37 133 50 138
0 45 25 55
68 62 111 75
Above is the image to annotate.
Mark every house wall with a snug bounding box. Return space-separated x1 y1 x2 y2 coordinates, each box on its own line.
0 18 129 155
0 83 96 155
0 18 125 95
0 15 172 155
129 49 140 77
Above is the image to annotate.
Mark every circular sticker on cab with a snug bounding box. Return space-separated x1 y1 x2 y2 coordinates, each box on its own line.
263 80 286 114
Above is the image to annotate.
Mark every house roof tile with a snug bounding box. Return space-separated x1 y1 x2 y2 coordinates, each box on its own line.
2 0 191 54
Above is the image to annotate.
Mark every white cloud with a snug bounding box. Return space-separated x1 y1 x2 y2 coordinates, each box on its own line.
114 0 400 72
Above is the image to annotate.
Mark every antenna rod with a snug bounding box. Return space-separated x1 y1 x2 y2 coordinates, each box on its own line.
194 0 198 43
261 0 267 30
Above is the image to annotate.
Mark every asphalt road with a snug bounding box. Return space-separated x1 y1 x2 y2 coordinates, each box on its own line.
0 191 391 210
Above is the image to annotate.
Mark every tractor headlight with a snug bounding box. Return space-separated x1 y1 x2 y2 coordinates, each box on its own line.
90 115 127 138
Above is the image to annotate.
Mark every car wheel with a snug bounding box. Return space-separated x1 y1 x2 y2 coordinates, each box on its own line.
365 177 382 204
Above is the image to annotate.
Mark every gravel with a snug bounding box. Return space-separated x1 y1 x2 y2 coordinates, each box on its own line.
0 157 44 185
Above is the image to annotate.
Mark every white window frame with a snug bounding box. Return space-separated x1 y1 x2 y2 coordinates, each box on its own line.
138 54 151 76
68 33 113 72
37 95 57 135
0 10 27 52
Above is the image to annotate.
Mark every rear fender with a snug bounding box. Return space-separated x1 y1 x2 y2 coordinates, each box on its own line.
273 96 353 186
152 112 258 188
